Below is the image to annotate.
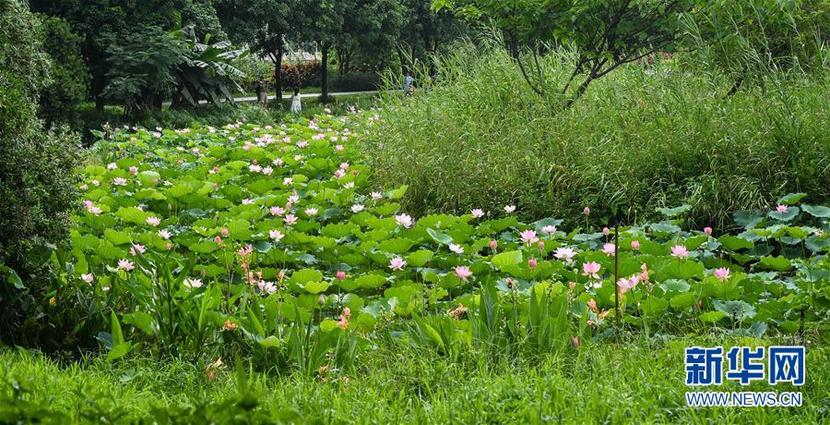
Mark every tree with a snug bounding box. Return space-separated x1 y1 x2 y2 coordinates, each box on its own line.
217 0 296 101
335 0 407 74
298 0 345 102
400 0 468 76
1 0 82 347
36 14 88 129
435 0 696 107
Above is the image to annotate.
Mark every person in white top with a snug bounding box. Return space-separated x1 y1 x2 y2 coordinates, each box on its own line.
290 88 302 114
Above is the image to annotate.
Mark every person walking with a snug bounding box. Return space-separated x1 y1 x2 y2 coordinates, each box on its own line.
403 74 415 97
290 88 302 114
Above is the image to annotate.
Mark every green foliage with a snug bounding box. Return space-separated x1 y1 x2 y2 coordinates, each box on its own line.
36 14 88 129
0 0 82 349
2 338 829 423
368 45 830 228
683 0 830 86
436 0 695 106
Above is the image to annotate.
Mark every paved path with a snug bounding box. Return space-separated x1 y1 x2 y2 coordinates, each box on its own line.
234 90 380 103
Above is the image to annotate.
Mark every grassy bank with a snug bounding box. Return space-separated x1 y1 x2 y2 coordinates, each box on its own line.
365 48 830 229
2 335 827 423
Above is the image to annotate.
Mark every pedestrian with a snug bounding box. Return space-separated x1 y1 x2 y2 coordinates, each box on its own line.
290 88 302 114
404 73 415 97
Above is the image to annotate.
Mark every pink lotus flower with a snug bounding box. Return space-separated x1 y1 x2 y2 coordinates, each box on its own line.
288 194 300 204
117 259 135 271
583 207 591 216
395 214 414 228
528 258 538 269
776 204 789 213
283 177 293 186
146 216 161 226
284 214 298 225
296 141 308 148
112 177 127 186
107 162 118 170
338 307 351 330
339 162 350 170
269 230 284 242
304 207 318 216
270 206 285 216
336 271 346 281
129 166 138 175
471 209 485 218
631 240 641 250
334 169 346 179
640 263 650 283
602 227 610 236
272 158 284 166
249 164 262 173
454 266 473 281
582 262 601 279
261 166 273 176
351 204 364 213
541 225 557 235
80 273 94 283
504 205 516 214
587 299 598 313
220 227 229 237
258 280 277 294
703 227 713 236
129 244 146 256
602 243 615 256
242 198 254 205
335 144 344 152
489 240 498 251
389 256 406 271
554 247 576 262
158 229 172 240
617 275 640 293
449 243 464 254
713 267 731 281
671 245 689 259
520 229 539 245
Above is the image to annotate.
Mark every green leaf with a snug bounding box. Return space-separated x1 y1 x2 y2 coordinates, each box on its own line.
733 210 764 229
386 185 409 200
670 292 696 310
640 297 668 316
718 235 754 251
699 311 728 323
656 204 691 217
407 250 434 267
303 281 331 294
759 256 791 271
122 311 156 336
776 193 807 205
492 250 523 270
426 228 453 245
289 269 324 285
768 206 799 222
802 204 830 218
259 335 282 348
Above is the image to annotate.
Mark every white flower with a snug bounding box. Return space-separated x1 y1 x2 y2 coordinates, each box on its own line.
504 205 516 214
351 204 365 213
184 278 203 289
158 229 172 240
269 230 284 242
449 243 464 254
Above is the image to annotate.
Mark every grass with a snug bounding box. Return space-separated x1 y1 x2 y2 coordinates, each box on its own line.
2 334 827 423
365 46 830 229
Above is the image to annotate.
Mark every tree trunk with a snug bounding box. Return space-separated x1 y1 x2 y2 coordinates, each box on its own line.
95 96 105 114
274 43 284 103
321 43 330 102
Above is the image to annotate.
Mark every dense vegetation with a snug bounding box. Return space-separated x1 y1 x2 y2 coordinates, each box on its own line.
367 47 830 227
3 0 830 423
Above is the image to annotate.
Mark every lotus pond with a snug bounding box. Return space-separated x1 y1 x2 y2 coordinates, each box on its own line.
61 112 829 369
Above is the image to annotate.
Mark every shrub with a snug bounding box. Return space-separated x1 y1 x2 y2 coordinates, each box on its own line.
365 46 830 228
0 0 82 348
36 14 88 129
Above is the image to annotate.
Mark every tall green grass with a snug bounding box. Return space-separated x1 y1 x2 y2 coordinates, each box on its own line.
365 46 830 229
2 336 827 423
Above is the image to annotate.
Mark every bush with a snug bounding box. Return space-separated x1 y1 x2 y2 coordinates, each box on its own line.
0 0 82 348
364 46 830 229
37 14 88 129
